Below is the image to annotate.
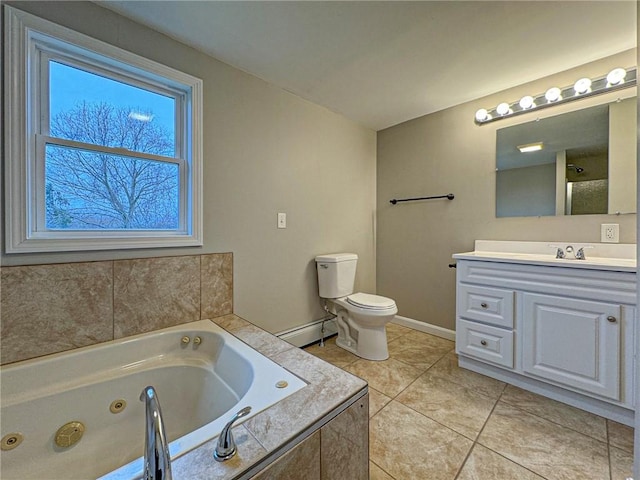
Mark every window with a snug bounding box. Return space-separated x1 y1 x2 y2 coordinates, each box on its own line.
5 7 203 252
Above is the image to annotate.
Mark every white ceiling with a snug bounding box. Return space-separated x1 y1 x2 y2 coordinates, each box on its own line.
99 1 636 131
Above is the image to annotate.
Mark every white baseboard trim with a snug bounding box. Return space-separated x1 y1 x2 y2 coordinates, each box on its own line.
277 315 455 347
392 315 456 341
276 317 338 348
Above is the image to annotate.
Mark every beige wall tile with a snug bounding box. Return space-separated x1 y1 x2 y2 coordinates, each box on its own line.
114 256 201 338
2 253 234 364
610 445 634 480
201 253 233 318
1 262 113 364
212 313 251 332
252 431 320 480
321 394 369 480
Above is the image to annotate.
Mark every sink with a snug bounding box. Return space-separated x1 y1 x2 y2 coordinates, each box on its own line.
453 240 636 272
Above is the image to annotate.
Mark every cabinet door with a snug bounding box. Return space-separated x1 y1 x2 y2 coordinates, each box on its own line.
522 293 621 400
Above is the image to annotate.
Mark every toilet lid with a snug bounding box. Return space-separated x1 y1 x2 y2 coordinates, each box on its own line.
347 293 396 310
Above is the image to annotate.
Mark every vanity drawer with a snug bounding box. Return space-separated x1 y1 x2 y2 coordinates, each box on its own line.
458 285 514 328
457 319 514 369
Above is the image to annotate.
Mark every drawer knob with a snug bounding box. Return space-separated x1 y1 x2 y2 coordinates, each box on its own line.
480 339 488 346
480 302 488 309
607 316 617 323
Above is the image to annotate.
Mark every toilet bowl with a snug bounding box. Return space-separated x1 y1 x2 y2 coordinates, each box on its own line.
315 253 398 361
328 292 398 361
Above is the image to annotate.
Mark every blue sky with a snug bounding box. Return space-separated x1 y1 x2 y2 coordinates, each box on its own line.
49 61 175 139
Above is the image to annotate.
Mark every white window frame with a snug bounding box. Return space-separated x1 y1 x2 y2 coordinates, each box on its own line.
4 6 203 253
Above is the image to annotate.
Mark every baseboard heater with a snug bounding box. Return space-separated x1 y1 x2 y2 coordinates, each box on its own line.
277 317 338 348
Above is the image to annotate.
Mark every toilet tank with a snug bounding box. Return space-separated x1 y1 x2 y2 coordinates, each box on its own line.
315 253 358 299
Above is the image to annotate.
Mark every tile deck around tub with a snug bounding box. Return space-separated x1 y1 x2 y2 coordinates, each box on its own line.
303 323 635 480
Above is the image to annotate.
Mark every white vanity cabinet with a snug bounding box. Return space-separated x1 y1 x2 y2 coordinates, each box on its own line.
453 248 636 425
521 293 620 400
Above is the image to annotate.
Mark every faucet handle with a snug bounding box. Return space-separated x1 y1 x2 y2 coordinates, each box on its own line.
548 245 565 259
575 245 593 260
214 406 252 462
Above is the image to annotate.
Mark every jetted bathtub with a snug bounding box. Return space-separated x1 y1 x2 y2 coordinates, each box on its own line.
0 320 306 479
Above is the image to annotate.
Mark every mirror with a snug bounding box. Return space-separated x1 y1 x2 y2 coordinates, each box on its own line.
495 97 637 217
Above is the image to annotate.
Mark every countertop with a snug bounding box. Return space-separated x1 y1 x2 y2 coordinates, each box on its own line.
453 240 636 273
169 314 368 480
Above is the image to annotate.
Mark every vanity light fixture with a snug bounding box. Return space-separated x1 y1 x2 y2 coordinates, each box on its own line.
517 142 544 153
474 66 636 125
475 108 490 122
496 102 511 116
606 67 626 86
573 77 592 95
519 95 535 110
545 87 562 102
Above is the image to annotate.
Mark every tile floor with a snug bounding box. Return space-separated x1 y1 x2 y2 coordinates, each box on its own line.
303 323 635 480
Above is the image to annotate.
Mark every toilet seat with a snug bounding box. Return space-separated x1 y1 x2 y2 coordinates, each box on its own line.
346 293 396 310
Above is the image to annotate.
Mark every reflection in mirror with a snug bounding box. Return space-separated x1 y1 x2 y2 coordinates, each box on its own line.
495 97 636 218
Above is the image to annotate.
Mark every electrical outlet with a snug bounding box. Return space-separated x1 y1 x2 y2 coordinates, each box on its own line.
277 212 287 229
601 224 619 243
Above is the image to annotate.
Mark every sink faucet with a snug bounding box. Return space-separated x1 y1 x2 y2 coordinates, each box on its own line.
549 244 592 260
140 386 172 480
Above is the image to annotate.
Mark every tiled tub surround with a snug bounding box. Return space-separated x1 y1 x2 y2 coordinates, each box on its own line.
159 316 368 480
2 320 307 479
0 314 369 479
1 253 233 364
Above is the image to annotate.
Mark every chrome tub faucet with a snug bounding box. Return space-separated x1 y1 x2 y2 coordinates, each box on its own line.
214 406 252 461
140 386 172 480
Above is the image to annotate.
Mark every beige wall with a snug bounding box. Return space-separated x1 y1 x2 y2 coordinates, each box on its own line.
377 49 637 331
1 2 377 334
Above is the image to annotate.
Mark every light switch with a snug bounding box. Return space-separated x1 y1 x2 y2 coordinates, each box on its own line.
277 212 287 229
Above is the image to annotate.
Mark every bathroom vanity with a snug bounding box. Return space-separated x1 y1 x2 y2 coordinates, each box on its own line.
453 240 637 425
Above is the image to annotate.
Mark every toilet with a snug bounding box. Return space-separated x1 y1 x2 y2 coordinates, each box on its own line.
315 253 398 361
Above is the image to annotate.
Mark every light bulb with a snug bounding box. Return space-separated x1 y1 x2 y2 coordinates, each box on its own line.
606 67 626 86
519 95 535 110
496 102 511 116
545 87 562 102
475 109 489 122
574 77 592 94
